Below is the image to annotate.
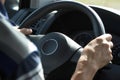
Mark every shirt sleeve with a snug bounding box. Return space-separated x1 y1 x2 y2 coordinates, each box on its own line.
0 12 45 80
16 51 45 80
0 2 9 19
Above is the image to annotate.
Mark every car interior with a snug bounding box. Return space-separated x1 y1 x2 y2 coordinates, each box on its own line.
2 0 120 80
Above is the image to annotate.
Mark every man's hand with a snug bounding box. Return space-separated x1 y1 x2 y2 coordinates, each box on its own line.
81 34 113 69
13 27 33 35
18 28 33 35
71 34 113 80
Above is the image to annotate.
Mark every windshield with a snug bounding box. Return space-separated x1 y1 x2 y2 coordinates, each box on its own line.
6 0 120 10
5 0 120 18
76 0 120 10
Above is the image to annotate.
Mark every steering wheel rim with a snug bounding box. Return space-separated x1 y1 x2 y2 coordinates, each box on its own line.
19 1 105 37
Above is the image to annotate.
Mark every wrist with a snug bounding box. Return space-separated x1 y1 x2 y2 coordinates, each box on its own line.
71 55 98 80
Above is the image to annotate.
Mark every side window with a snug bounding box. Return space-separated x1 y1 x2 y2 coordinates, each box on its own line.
76 0 120 10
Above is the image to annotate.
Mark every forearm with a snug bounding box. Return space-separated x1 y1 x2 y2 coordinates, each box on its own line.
71 55 98 80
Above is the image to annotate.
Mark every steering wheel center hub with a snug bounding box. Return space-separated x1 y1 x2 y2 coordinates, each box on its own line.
41 39 58 55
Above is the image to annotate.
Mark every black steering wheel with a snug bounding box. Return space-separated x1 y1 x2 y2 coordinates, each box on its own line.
19 1 107 80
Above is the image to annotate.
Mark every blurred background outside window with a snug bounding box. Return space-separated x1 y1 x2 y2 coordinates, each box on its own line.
76 0 120 10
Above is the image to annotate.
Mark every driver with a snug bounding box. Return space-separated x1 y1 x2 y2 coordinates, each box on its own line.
0 0 113 80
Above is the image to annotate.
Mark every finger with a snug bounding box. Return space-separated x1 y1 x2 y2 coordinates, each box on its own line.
109 42 113 48
105 34 112 41
98 34 112 41
20 28 33 35
108 49 113 62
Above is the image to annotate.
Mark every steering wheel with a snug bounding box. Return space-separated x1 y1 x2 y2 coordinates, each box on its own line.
19 1 105 37
19 1 106 80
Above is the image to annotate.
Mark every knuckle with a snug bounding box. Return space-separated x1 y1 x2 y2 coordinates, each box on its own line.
96 38 103 43
102 42 109 48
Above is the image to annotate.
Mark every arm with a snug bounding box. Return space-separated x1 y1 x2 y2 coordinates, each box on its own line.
71 34 113 80
0 16 44 80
